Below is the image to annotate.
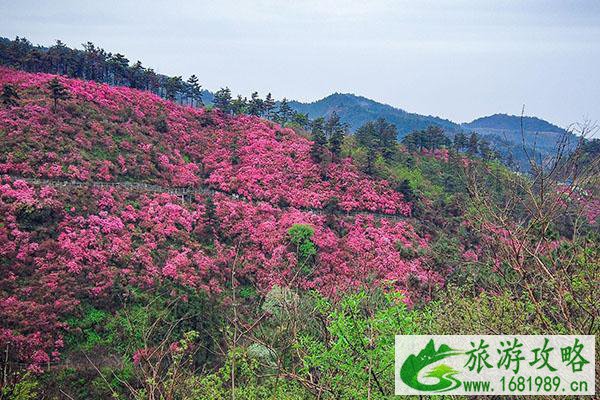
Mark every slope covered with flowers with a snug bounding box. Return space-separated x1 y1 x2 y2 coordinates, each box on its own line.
0 68 439 370
0 67 408 214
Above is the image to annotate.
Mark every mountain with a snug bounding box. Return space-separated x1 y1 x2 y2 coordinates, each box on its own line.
288 93 460 136
462 114 577 170
289 93 576 169
463 113 565 133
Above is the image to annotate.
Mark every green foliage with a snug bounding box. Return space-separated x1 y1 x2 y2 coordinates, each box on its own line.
47 77 70 111
1 373 38 400
402 125 450 152
423 286 542 335
1 84 19 107
183 347 309 400
288 224 317 274
297 290 422 399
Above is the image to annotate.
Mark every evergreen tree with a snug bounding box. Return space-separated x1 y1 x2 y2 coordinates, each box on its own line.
402 125 448 152
213 87 233 114
310 117 327 163
376 118 398 159
165 76 184 101
1 84 19 107
230 95 248 115
276 98 293 125
248 92 264 116
129 61 145 89
48 77 70 111
291 112 309 129
365 147 377 175
467 132 479 155
357 118 397 160
264 92 276 120
328 116 347 159
186 75 203 107
107 53 129 85
453 132 467 151
478 139 494 160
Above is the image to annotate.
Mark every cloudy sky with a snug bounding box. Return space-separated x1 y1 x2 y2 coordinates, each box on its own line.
1 0 599 129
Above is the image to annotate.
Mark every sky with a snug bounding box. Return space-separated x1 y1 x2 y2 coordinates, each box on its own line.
1 0 599 130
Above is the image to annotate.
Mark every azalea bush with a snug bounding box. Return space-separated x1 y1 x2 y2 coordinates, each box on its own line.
0 67 409 215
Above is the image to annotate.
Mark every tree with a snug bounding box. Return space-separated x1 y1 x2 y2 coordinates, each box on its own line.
467 132 479 155
276 98 293 125
402 125 449 152
128 60 145 89
1 84 19 107
107 52 129 85
248 92 264 116
165 76 184 101
310 117 327 163
453 132 467 151
478 139 494 160
47 77 70 111
357 118 398 160
186 75 203 107
377 118 398 158
291 112 309 129
213 87 233 114
230 95 248 115
324 112 347 159
264 93 276 120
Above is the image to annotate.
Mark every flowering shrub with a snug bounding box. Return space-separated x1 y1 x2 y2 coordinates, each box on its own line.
0 177 436 369
0 67 409 214
0 68 431 370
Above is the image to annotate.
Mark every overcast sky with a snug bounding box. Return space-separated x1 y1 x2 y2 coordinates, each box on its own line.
1 0 599 129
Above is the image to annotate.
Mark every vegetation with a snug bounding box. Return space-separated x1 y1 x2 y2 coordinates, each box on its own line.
0 64 597 400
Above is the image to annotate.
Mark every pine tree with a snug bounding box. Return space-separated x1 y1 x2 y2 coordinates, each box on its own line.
376 118 397 159
467 132 479 155
186 75 203 106
264 93 276 120
213 87 233 114
291 112 309 129
248 92 264 116
231 95 247 115
276 98 292 125
48 77 70 111
165 76 184 101
323 112 346 159
107 53 129 85
478 139 494 160
129 61 145 89
310 117 327 163
357 118 397 160
1 84 19 107
453 132 467 151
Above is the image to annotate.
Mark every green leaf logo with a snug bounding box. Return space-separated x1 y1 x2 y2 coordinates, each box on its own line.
400 339 463 392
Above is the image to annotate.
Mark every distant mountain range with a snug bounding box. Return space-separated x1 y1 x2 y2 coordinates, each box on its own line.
288 93 459 136
288 93 576 169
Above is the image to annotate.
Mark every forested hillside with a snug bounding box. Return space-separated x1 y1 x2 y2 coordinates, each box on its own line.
288 93 460 135
0 66 598 399
1 35 580 173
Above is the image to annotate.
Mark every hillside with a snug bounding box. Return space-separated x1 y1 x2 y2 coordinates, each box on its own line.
288 93 460 136
0 68 436 372
1 36 573 171
289 94 575 169
1 68 598 399
463 113 565 133
462 114 577 170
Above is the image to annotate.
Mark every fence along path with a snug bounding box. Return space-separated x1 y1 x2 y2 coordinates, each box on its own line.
4 175 407 222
